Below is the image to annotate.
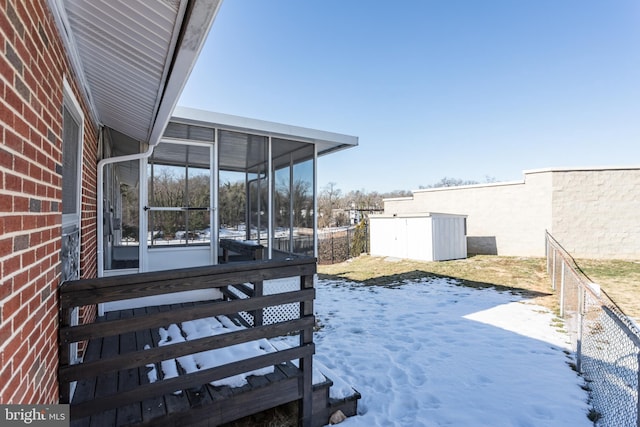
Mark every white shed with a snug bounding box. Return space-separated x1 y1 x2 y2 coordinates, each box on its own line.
369 212 467 261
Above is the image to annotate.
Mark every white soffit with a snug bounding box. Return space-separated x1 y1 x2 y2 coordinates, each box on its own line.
61 0 221 145
170 106 359 156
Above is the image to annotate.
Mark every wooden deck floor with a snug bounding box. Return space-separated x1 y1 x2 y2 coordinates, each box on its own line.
70 305 315 427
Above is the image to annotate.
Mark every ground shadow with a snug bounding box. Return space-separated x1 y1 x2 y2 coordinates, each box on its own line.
318 269 553 300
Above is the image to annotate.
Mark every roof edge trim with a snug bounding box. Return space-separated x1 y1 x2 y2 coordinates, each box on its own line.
148 0 223 146
171 106 359 149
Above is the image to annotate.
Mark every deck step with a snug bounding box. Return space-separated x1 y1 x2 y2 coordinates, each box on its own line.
311 376 360 427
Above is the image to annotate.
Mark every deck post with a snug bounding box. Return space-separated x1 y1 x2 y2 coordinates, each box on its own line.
58 304 71 404
253 280 264 326
299 273 314 427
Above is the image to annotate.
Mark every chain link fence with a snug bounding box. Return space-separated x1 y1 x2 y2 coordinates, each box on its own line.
546 231 640 426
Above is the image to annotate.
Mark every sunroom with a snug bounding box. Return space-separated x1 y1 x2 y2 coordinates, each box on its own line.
99 106 357 279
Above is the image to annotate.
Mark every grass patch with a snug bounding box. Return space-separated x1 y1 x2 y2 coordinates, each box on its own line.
575 259 640 318
319 254 640 318
319 254 557 310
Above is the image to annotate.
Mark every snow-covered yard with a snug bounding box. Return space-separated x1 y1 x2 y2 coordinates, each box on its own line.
312 276 592 427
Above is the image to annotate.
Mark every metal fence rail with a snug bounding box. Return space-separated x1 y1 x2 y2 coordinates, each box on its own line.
546 231 640 427
317 223 369 265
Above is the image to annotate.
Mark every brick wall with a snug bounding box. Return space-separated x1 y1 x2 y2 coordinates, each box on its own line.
1 0 98 404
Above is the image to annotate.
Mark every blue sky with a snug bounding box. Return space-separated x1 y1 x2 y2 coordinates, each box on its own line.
178 0 640 193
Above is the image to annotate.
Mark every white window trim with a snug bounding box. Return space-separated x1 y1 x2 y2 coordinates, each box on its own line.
62 78 84 371
62 77 84 229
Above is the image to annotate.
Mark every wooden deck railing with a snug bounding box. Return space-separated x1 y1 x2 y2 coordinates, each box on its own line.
58 257 316 427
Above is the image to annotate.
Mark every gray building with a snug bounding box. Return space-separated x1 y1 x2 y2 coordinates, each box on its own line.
381 167 640 259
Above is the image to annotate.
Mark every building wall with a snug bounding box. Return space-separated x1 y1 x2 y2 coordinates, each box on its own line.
550 169 640 259
382 168 640 259
384 172 553 257
1 0 98 404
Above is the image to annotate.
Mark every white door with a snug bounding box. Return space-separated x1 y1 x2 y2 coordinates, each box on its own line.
142 141 216 271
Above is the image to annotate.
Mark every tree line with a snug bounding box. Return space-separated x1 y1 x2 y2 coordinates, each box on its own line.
318 176 496 228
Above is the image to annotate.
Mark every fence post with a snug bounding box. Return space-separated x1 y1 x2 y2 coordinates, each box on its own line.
560 262 565 318
331 234 335 264
552 249 557 291
366 221 369 254
545 233 549 274
637 353 640 427
576 285 584 372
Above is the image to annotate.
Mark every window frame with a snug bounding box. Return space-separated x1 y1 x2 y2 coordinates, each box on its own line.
61 78 84 230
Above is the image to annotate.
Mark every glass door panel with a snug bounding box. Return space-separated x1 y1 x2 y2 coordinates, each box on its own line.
146 143 211 247
103 159 140 271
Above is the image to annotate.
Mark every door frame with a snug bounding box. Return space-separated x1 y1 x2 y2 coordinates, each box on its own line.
140 139 217 272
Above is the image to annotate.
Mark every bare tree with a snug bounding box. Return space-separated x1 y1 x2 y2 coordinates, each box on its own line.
318 182 342 228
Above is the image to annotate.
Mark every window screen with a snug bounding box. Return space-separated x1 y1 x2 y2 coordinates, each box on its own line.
62 106 80 216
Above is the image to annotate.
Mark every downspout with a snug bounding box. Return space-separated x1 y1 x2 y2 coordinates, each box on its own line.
97 136 155 278
313 145 318 259
268 136 273 259
211 129 219 264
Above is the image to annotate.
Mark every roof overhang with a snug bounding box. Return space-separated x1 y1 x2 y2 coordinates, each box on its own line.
49 0 221 146
169 106 359 157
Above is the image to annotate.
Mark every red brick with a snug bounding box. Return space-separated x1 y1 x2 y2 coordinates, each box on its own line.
22 214 36 229
1 334 23 366
1 369 22 403
13 111 30 139
4 172 21 191
0 98 16 127
0 236 11 257
8 374 28 403
13 195 28 211
12 300 28 328
0 320 11 346
0 276 11 300
17 267 32 286
0 194 12 212
0 48 16 83
2 254 21 276
22 279 36 300
2 292 21 321
22 177 35 195
20 249 35 269
4 128 23 152
22 139 36 160
27 325 43 349
29 162 42 180
28 293 40 314
0 360 11 391
13 154 28 174
28 230 41 247
4 86 23 116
